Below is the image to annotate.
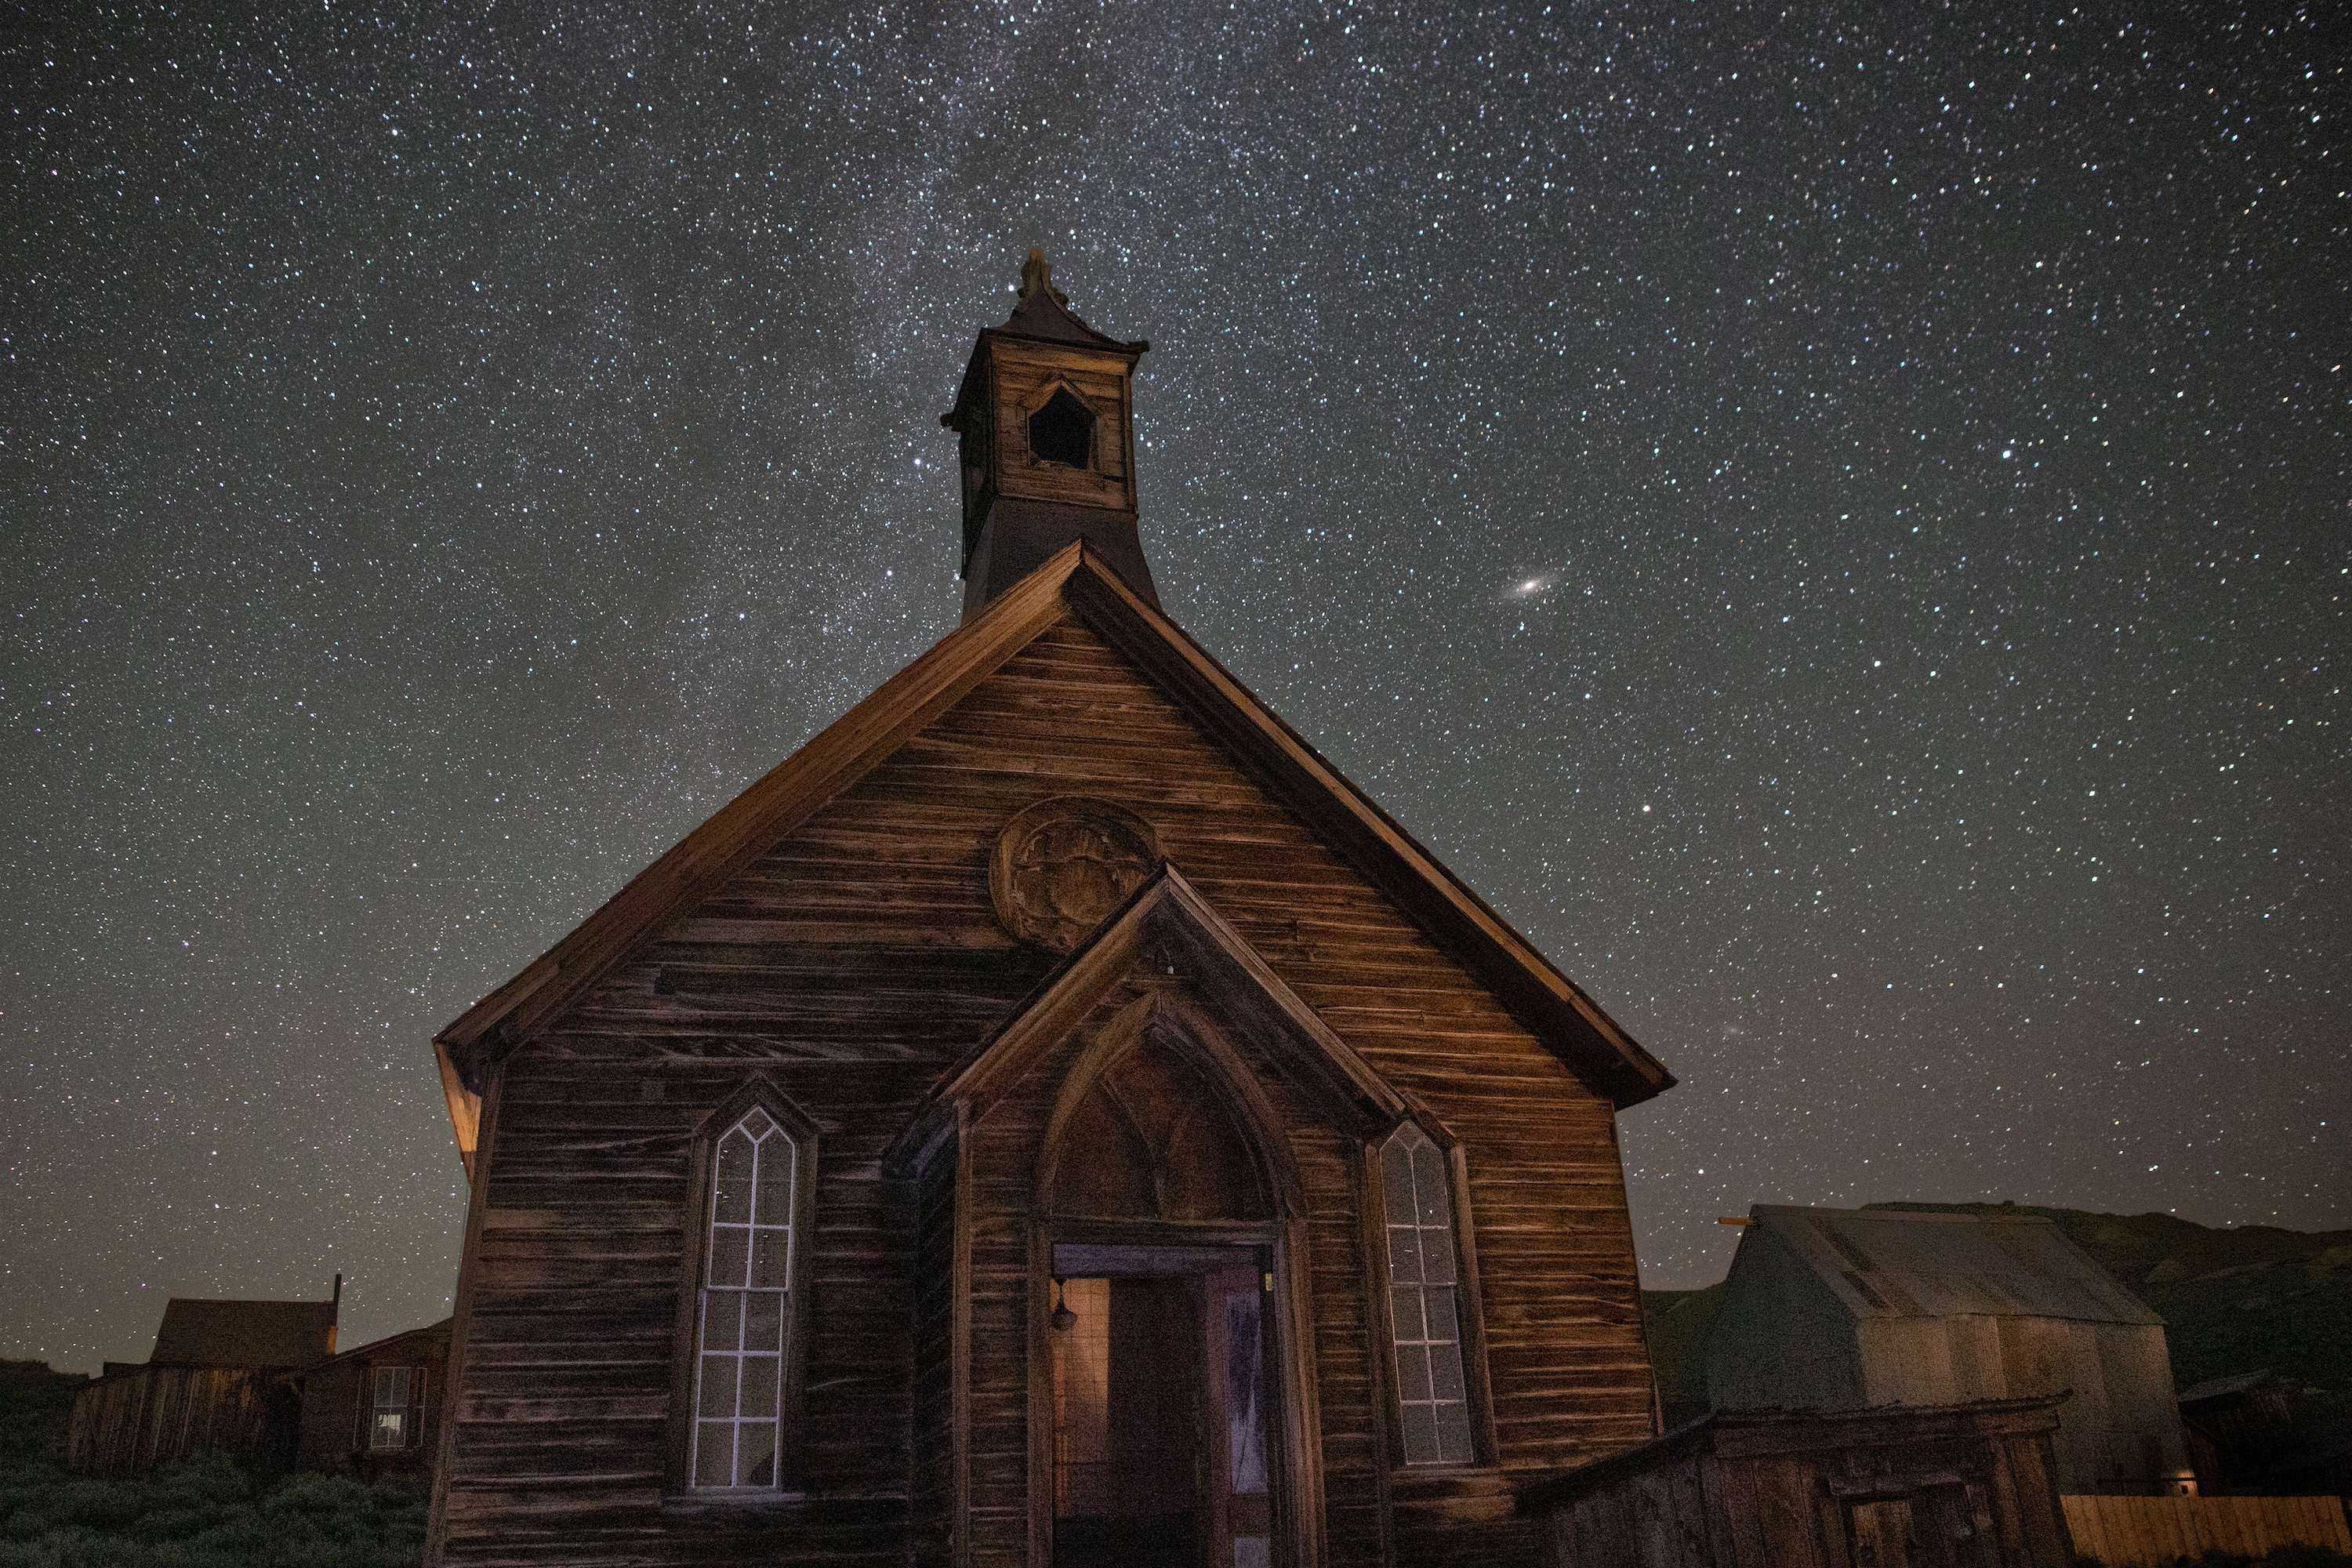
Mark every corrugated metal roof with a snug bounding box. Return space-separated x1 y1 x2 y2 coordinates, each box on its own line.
1750 1204 2160 1326
150 1297 339 1368
2176 1370 2281 1405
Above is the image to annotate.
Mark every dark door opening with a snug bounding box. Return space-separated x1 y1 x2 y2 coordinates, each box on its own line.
1050 1244 1274 1568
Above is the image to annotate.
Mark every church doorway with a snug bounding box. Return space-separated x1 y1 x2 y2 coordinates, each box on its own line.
1048 1243 1276 1568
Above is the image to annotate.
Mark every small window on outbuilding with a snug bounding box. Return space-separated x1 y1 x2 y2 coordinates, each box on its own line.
370 1366 416 1450
1028 387 1094 469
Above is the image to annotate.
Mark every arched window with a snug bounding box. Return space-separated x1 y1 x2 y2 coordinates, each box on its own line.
1378 1122 1475 1465
691 1105 806 1490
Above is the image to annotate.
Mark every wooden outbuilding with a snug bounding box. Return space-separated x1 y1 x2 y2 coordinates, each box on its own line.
2176 1370 2352 1499
1705 1207 2193 1497
1515 1395 2078 1568
294 1316 454 1479
67 1283 339 1478
421 252 1677 1567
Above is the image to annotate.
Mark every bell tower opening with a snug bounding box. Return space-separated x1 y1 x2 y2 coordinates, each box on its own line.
1029 387 1096 470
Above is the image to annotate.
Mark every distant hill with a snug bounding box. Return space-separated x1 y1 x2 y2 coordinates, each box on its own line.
1642 1203 2352 1414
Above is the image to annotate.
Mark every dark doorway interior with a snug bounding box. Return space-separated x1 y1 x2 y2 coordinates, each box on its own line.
1051 1246 1273 1568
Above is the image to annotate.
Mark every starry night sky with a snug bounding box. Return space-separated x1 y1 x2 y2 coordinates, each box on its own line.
5 2 2344 1369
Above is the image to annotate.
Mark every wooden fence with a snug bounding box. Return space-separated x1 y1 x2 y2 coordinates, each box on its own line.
2063 1494 2352 1566
65 1365 289 1478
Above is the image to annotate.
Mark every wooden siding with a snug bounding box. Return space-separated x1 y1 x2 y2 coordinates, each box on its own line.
910 1122 964 1568
430 615 1654 1566
67 1366 292 1478
1524 1399 2078 1568
2062 1494 2352 1567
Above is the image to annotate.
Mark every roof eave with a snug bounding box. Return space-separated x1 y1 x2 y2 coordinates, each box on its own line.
1058 558 1673 1107
430 552 1082 1069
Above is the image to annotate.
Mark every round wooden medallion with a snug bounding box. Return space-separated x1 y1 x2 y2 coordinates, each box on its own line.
989 797 1162 953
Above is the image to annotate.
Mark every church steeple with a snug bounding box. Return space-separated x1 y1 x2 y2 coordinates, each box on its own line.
941 249 1156 618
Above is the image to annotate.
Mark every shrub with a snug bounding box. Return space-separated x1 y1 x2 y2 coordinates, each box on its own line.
0 1368 426 1568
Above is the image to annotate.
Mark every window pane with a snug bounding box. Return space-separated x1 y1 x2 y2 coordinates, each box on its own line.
1420 1221 1457 1285
1385 1222 1423 1285
1226 1293 1268 1496
699 1353 739 1417
1389 1284 1425 1341
374 1367 409 1410
1412 1142 1451 1227
702 1289 742 1351
1382 1123 1477 1468
739 1108 775 1141
695 1422 735 1487
739 1354 780 1420
745 1289 785 1352
751 1229 792 1290
709 1226 750 1290
736 1421 778 1488
1431 1345 1467 1403
1394 1344 1432 1403
714 1132 756 1225
1399 1401 1439 1466
754 1138 795 1229
1380 1138 1417 1221
1425 1285 1460 1345
1435 1397 1474 1463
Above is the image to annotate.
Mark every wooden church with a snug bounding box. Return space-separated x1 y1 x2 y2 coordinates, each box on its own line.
423 252 1675 1568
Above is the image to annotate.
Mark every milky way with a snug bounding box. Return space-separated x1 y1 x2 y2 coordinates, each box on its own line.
5 2 2343 1366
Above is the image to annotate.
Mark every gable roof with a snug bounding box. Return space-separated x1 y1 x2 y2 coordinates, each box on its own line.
884 865 1407 1174
313 1316 453 1371
151 1294 340 1369
432 543 1671 1166
1743 1204 2160 1327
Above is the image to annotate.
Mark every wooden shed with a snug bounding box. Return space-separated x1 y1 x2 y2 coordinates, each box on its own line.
295 1316 453 1479
421 252 1677 1568
67 1284 339 1477
1515 1396 2078 1568
1705 1207 2192 1496
2176 1370 2352 1499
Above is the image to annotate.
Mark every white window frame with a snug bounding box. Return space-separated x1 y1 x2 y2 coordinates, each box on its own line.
368 1364 419 1451
669 1080 818 1497
1370 1119 1497 1468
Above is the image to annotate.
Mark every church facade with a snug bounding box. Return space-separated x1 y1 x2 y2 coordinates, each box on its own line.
423 254 1674 1568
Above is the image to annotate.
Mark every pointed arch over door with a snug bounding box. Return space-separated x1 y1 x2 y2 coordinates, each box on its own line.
1030 991 1323 1568
1040 993 1284 1226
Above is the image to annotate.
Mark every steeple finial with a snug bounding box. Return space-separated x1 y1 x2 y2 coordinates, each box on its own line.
1019 247 1067 306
